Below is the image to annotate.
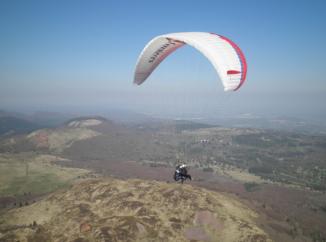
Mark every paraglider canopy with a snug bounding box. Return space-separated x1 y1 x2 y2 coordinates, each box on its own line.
134 32 247 91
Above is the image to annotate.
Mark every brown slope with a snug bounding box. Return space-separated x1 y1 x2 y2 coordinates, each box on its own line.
0 178 271 242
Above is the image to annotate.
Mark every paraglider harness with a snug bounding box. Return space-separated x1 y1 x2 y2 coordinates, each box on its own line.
174 164 192 183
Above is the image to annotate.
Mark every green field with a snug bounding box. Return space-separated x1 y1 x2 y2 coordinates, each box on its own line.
0 153 89 197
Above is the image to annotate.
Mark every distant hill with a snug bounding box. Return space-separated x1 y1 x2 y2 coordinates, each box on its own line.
173 119 217 132
1 114 325 192
0 116 109 153
204 115 326 135
0 116 41 136
64 116 108 127
0 110 26 119
102 109 157 123
132 119 217 133
0 109 80 137
30 111 78 127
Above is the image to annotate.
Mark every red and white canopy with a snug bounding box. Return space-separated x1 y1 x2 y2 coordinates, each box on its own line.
134 32 247 91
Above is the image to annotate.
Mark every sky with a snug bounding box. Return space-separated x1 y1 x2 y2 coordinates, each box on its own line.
1 0 326 120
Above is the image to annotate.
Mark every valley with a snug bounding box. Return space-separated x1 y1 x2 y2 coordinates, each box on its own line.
0 117 326 241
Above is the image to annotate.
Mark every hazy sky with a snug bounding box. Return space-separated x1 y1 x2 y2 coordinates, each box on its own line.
1 0 326 120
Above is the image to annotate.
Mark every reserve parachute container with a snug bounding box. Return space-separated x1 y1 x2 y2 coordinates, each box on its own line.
134 32 247 91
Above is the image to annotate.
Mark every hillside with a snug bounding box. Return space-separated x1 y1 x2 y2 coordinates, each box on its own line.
0 117 325 241
0 153 90 198
1 117 325 191
0 117 106 153
0 178 272 242
59 123 326 191
0 117 41 136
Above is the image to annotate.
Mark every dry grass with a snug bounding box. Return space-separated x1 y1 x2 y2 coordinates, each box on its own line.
0 153 89 196
215 165 265 184
27 127 100 153
0 178 272 242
